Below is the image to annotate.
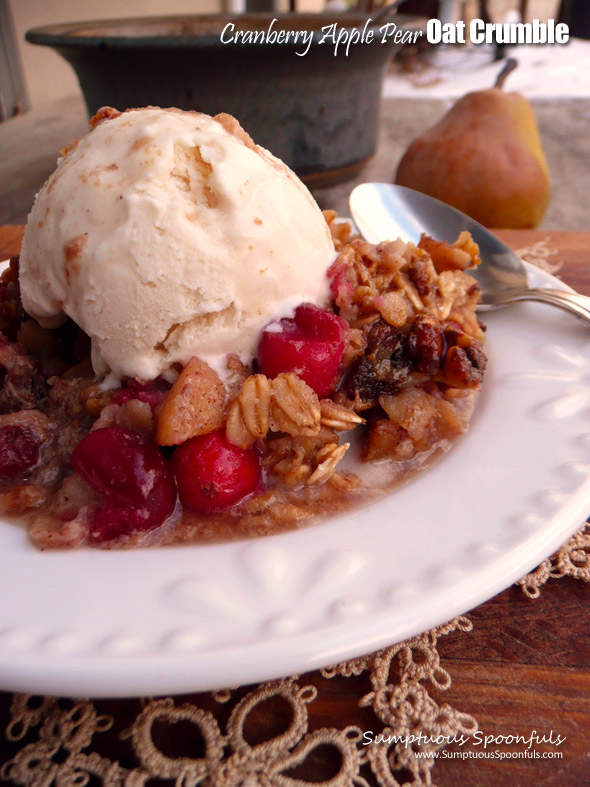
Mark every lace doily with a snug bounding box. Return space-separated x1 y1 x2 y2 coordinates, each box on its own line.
515 238 563 276
1 520 588 787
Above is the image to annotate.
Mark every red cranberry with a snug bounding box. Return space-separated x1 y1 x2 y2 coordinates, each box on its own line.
70 426 176 542
90 500 171 544
172 430 261 513
257 303 347 397
0 425 40 479
111 377 171 410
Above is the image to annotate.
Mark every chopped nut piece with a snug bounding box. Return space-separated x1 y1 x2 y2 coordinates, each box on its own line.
156 356 226 446
269 373 320 437
225 354 250 399
442 344 486 389
320 400 365 431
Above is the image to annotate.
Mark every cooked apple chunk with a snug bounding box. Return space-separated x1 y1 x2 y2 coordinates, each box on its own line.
155 357 227 446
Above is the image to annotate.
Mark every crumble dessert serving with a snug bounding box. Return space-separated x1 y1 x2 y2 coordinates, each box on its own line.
0 108 486 549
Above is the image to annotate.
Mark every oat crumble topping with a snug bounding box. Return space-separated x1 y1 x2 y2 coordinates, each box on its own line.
0 216 486 549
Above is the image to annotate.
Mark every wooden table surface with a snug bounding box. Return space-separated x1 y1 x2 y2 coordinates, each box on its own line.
0 226 589 785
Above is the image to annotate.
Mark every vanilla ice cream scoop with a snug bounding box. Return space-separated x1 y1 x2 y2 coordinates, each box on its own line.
19 107 335 384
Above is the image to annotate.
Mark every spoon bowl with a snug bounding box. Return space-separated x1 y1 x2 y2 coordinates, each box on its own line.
349 183 590 323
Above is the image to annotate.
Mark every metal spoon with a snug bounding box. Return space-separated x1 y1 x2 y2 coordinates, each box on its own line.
349 183 590 324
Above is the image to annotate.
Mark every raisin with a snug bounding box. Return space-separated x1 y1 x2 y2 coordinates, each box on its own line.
366 321 403 358
368 321 412 376
343 357 380 403
342 319 414 404
410 315 443 376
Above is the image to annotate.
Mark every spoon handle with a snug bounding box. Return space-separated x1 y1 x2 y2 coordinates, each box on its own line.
511 288 590 325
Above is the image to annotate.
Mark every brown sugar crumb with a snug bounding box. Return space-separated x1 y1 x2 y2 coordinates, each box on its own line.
64 234 88 263
89 106 122 129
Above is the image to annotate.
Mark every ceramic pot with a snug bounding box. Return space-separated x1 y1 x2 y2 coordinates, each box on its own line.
26 13 423 185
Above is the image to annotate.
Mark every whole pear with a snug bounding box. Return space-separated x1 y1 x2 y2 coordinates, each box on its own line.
395 60 551 229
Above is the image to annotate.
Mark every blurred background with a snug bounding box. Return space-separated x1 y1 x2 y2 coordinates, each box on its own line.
0 0 575 114
0 0 589 229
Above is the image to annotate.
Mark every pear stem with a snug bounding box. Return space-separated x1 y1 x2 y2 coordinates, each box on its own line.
494 58 518 89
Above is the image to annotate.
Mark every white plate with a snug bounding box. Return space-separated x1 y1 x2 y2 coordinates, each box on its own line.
0 263 589 697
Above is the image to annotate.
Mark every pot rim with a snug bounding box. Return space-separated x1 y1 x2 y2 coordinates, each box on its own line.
25 12 425 49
